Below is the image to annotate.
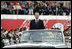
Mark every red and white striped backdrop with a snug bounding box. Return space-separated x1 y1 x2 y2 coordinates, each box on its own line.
1 15 71 31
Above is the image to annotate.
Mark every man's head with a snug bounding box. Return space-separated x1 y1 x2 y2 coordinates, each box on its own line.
34 12 40 19
14 28 19 33
9 29 14 33
1 28 4 33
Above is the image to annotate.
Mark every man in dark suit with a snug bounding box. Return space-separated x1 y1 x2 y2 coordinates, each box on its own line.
30 12 45 30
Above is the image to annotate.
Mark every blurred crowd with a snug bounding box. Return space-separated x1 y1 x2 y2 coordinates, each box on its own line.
1 27 26 47
1 1 71 15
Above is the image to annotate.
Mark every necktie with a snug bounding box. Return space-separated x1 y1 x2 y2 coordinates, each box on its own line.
35 20 38 24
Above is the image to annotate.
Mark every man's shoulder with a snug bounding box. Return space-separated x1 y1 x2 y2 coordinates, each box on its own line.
39 19 42 21
39 19 43 22
30 19 43 22
31 19 35 21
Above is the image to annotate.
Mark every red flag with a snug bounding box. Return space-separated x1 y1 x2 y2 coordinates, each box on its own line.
48 1 56 6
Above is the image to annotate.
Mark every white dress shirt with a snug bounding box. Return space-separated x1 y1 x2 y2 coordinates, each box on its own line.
35 19 39 24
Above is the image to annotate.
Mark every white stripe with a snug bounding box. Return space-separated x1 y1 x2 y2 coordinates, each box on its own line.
19 20 27 29
44 20 48 26
1 15 71 20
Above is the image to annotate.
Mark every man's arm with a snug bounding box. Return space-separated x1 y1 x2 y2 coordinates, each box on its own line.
30 20 33 30
41 20 45 29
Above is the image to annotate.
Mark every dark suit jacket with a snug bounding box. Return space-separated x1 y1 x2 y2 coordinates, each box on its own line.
30 19 45 30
